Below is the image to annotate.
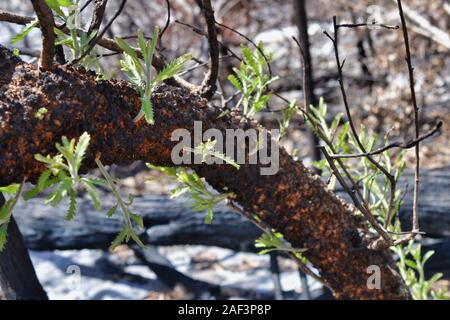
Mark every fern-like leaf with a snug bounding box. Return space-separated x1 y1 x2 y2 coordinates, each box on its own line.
154 53 192 83
66 189 77 220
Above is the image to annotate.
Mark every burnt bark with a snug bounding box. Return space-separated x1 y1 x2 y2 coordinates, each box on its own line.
0 193 48 300
0 46 410 299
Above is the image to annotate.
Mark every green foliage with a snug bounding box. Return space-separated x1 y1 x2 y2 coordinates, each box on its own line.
0 184 23 250
22 133 144 250
10 19 38 45
278 100 297 140
393 241 449 300
45 0 75 17
0 184 20 194
95 159 145 250
306 97 448 300
255 232 306 256
35 107 48 120
148 165 231 224
44 0 105 75
116 28 192 124
183 139 240 169
25 132 104 220
228 43 278 117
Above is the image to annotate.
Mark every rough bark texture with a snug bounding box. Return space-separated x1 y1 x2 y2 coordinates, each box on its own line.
0 46 410 299
0 194 48 300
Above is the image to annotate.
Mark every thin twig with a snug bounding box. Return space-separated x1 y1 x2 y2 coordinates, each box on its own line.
226 200 331 289
159 0 171 41
30 0 55 71
319 146 392 245
71 0 126 65
337 22 399 30
396 0 421 233
215 20 273 77
331 122 441 159
88 0 108 35
174 19 240 61
324 16 398 232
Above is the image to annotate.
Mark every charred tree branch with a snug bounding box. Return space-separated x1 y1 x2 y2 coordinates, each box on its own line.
30 0 55 71
198 0 220 99
0 47 411 299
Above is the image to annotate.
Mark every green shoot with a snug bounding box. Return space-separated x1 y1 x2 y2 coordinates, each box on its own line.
95 159 145 251
24 132 104 220
35 107 48 120
278 100 297 140
116 27 192 124
10 20 39 45
228 43 279 117
183 139 240 169
148 165 231 224
255 231 307 256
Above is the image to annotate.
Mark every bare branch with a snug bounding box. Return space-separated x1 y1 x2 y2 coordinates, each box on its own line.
215 20 273 77
198 0 220 99
392 0 450 50
159 0 171 41
337 22 399 30
174 19 240 61
331 122 442 159
30 0 55 71
324 16 398 230
71 0 126 65
396 0 421 233
88 0 108 35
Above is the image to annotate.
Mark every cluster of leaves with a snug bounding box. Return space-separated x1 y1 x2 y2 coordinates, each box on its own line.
228 43 278 117
393 241 448 300
116 27 191 124
278 100 297 140
51 0 104 72
307 98 405 224
306 98 448 300
255 231 306 258
11 0 104 75
183 139 240 169
24 132 103 220
147 139 240 223
148 165 232 224
24 132 144 250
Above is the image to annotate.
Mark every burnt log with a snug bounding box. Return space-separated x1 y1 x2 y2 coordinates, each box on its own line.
13 169 450 252
14 194 261 251
0 193 48 300
0 46 410 299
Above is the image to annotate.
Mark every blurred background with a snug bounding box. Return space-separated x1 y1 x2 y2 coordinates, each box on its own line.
0 0 449 299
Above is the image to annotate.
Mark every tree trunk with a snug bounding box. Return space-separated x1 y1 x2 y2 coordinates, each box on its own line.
293 0 321 163
0 46 411 299
0 193 48 300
